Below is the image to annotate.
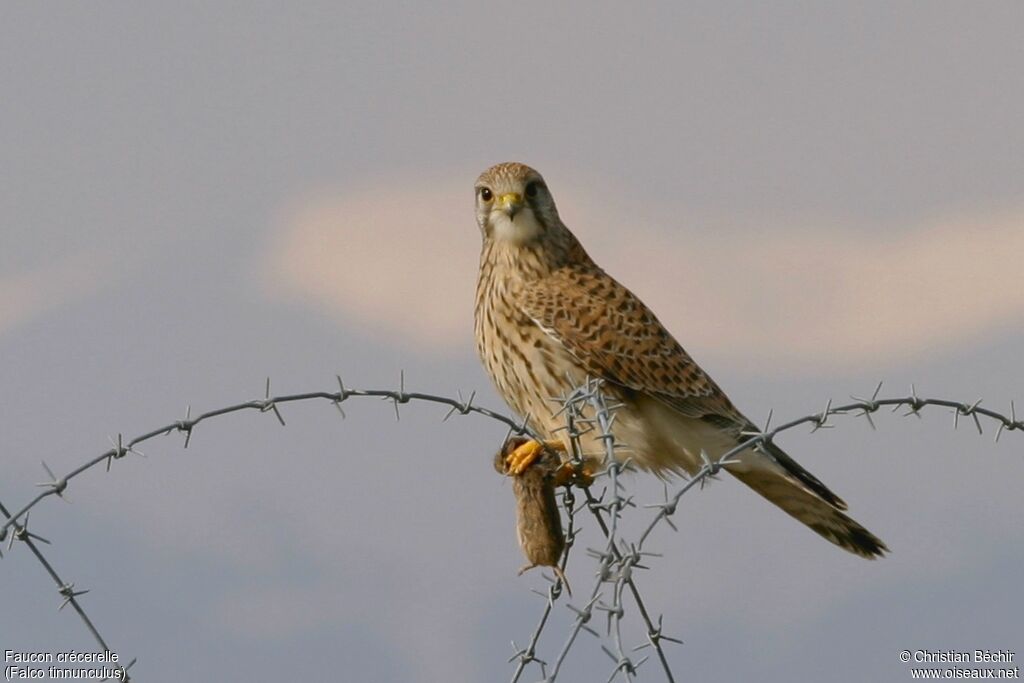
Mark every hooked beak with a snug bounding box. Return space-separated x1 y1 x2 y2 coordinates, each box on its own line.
498 192 524 219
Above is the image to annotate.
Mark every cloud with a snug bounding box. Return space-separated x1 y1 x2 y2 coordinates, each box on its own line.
265 178 479 348
619 207 1024 372
0 251 114 337
265 176 1024 373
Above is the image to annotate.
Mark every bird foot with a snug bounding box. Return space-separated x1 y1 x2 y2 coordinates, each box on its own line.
553 460 596 488
504 439 565 475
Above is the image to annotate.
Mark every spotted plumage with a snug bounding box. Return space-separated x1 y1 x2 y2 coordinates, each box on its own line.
474 161 887 559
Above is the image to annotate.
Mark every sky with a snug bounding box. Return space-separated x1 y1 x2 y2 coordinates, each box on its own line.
2 2 1022 682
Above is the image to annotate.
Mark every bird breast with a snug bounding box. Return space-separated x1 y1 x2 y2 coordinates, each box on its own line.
478 288 575 418
476 261 588 435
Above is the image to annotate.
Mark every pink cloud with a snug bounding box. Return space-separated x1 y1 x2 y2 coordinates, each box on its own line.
265 176 1024 373
0 251 113 336
617 208 1024 372
266 178 478 348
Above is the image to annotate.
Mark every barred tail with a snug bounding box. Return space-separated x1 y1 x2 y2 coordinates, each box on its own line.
729 461 888 559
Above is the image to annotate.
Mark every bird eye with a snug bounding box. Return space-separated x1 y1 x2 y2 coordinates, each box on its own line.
479 187 493 202
525 181 540 198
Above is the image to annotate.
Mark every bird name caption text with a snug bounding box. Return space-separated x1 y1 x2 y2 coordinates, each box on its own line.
5 650 123 680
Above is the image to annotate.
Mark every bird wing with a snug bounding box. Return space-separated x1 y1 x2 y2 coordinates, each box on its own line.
519 266 849 510
518 266 745 424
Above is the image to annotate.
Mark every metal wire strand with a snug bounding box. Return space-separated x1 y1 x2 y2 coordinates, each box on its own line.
2 377 1020 681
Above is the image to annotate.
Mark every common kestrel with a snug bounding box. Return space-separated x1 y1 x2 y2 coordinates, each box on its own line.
474 161 886 558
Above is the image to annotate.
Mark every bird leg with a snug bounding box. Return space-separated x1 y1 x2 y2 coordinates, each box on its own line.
504 439 565 475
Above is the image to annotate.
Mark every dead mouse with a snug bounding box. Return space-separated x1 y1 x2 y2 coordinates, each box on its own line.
495 436 571 595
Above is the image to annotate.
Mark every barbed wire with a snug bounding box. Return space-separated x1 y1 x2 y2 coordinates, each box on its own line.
2 377 1021 681
531 381 671 683
0 498 136 682
506 380 1022 682
1 375 535 681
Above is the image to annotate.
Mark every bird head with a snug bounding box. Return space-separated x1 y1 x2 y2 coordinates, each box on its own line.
475 162 562 246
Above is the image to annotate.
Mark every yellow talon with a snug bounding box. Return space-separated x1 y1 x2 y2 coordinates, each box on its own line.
505 439 564 475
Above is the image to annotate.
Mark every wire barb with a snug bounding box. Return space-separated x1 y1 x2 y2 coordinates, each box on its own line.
36 461 70 501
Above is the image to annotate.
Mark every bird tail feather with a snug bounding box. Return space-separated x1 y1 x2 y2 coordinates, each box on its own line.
728 461 888 559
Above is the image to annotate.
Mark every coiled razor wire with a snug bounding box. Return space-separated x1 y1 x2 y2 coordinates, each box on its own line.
1 376 1021 682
